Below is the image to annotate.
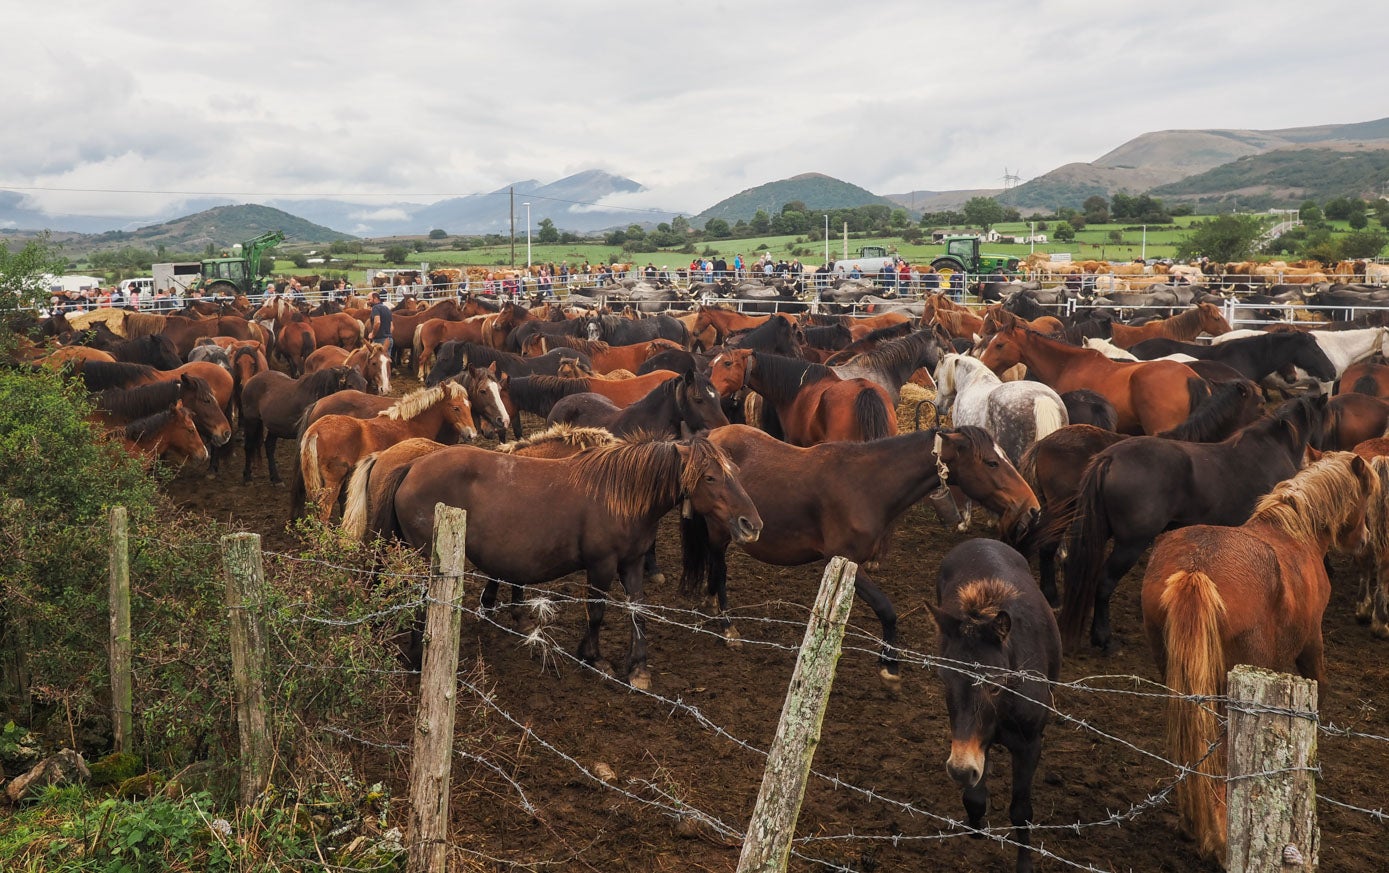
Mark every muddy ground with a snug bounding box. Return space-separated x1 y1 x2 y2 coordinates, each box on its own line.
166 399 1389 872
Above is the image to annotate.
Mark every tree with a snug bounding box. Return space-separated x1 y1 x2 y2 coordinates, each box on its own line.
1323 196 1354 221
1338 228 1388 260
291 253 310 269
749 210 771 235
962 196 1006 231
428 228 448 240
536 218 559 244
1350 211 1369 230
1107 230 1123 243
1083 195 1110 225
1052 223 1076 242
1176 214 1265 261
1299 200 1323 225
704 218 731 238
1067 214 1086 231
382 244 410 265
0 235 66 309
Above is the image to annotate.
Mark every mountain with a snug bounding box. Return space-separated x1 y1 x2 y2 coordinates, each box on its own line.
1150 145 1389 208
1000 117 1389 210
694 173 903 226
883 188 1004 213
21 204 355 257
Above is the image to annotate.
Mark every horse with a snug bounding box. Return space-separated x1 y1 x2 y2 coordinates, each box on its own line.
302 342 392 395
240 366 369 484
77 362 233 450
723 315 805 358
157 314 258 358
821 321 916 364
933 354 1068 467
1350 443 1389 637
1061 395 1326 653
829 328 947 403
707 349 896 446
366 436 761 689
521 334 683 375
1060 389 1118 431
300 382 478 521
508 371 681 422
584 312 688 347
978 323 1208 435
274 320 317 377
112 403 209 466
927 539 1061 873
187 342 232 375
1108 302 1233 348
1211 326 1386 384
1323 393 1389 450
1127 330 1336 387
1338 360 1389 398
680 424 1040 682
425 341 590 392
91 333 183 370
692 306 783 348
1141 452 1380 864
545 369 729 438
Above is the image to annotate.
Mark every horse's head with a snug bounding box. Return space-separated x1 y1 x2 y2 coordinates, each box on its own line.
163 402 210 464
926 579 1020 789
675 370 731 434
440 380 478 442
708 349 752 399
1197 301 1233 336
977 325 1024 375
936 426 1040 546
1288 332 1336 382
680 437 761 545
585 317 603 342
362 342 391 395
465 364 510 440
933 354 962 406
148 335 183 371
177 373 232 447
1337 454 1379 554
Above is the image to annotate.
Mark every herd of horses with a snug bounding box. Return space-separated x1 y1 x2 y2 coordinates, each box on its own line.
17 282 1389 871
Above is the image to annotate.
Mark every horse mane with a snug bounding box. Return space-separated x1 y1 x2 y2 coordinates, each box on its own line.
97 380 181 419
1156 380 1256 442
802 323 853 350
300 366 359 395
799 312 852 327
955 578 1020 625
122 406 180 441
79 360 159 391
542 335 610 355
1367 456 1389 559
1163 306 1205 337
509 374 592 411
749 352 833 404
1250 451 1378 543
849 330 939 379
567 438 684 519
379 381 467 421
122 312 167 338
497 423 618 455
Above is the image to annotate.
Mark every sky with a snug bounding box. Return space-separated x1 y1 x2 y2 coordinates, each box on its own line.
5 0 1388 221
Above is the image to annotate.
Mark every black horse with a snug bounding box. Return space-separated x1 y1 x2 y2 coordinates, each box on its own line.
1127 331 1336 385
584 312 688 347
1061 394 1326 652
545 370 729 438
1059 389 1117 431
927 538 1061 873
723 315 804 357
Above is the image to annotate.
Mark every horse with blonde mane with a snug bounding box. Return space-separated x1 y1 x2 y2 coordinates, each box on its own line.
1141 452 1382 864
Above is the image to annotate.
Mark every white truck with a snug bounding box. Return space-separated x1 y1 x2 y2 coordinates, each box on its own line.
152 262 202 296
831 245 898 278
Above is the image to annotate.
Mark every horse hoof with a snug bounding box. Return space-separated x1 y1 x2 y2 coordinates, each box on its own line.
862 561 880 573
722 627 742 649
1373 622 1389 640
648 572 666 587
515 615 537 635
593 659 616 678
878 667 902 693
628 668 652 691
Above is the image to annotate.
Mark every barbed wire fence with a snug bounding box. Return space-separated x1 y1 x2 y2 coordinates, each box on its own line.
112 511 1388 872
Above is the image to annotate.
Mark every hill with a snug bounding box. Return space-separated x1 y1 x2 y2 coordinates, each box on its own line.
883 188 1004 212
1149 145 1389 208
1000 117 1389 210
694 173 903 226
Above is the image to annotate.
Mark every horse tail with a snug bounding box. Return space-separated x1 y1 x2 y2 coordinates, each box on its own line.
1160 569 1229 861
413 324 426 374
754 393 783 440
301 432 324 511
1059 453 1114 648
1353 374 1380 396
854 388 893 441
1185 377 1210 423
342 452 378 540
1033 396 1065 444
679 511 711 597
365 458 415 543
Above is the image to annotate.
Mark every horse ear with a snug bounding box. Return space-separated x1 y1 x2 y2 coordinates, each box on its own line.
992 611 1012 644
487 361 498 376
925 601 962 639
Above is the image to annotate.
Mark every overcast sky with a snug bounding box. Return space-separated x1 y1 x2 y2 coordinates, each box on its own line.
6 0 1388 220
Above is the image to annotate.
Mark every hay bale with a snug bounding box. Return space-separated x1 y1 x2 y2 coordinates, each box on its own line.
65 308 129 337
897 383 946 432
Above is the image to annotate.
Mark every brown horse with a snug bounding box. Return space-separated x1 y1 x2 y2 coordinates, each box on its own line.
78 361 234 449
1338 360 1389 398
1108 302 1233 349
522 335 683 375
388 298 467 370
707 349 896 446
692 306 787 348
112 403 209 466
158 314 258 358
275 320 316 377
681 424 1039 682
1323 392 1389 449
300 382 478 521
978 323 1208 435
411 315 496 379
1141 452 1379 864
366 436 763 688
303 342 392 394
240 366 369 484
253 297 365 352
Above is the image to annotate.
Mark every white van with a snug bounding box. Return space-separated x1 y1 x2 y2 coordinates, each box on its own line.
119 277 155 297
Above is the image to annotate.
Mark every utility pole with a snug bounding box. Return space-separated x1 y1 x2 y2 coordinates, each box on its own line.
509 186 516 268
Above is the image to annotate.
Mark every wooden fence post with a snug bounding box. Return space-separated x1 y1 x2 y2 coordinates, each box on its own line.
407 504 468 873
737 556 858 873
108 506 132 755
220 532 272 808
1226 665 1319 872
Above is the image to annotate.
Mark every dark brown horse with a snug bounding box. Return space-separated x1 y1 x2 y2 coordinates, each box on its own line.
681 424 1039 682
928 538 1062 873
708 349 896 446
545 370 729 438
240 366 368 484
366 437 763 689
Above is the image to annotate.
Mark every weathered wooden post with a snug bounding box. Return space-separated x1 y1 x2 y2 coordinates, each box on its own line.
407 504 468 873
108 506 132 754
737 556 858 873
1226 665 1319 872
220 532 272 807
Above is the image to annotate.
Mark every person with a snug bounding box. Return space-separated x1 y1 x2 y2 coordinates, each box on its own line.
880 261 896 291
368 290 394 357
849 264 862 280
898 259 911 290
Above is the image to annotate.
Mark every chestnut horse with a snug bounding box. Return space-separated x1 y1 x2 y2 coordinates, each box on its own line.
366 437 762 689
1142 452 1379 864
300 381 478 521
978 323 1208 435
522 335 683 375
681 424 1039 682
112 403 209 466
1322 392 1389 450
928 539 1061 873
1108 301 1232 349
1339 360 1389 398
78 361 234 450
275 320 316 377
240 366 369 484
708 349 896 446
303 342 392 394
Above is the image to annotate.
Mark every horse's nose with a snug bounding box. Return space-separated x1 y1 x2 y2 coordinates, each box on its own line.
734 516 762 544
946 741 985 788
460 427 478 442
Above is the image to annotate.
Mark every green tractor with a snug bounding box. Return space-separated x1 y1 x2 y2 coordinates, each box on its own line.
193 230 285 297
929 236 1021 284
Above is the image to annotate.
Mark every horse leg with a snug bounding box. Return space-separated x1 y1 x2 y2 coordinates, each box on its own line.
618 558 651 690
707 546 739 647
1038 540 1060 607
479 577 501 611
241 418 263 484
509 581 534 634
1008 739 1043 873
1092 540 1146 654
1355 552 1375 624
1373 564 1389 639
643 546 665 587
265 433 284 485
577 565 615 677
854 570 900 688
1294 633 1327 687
